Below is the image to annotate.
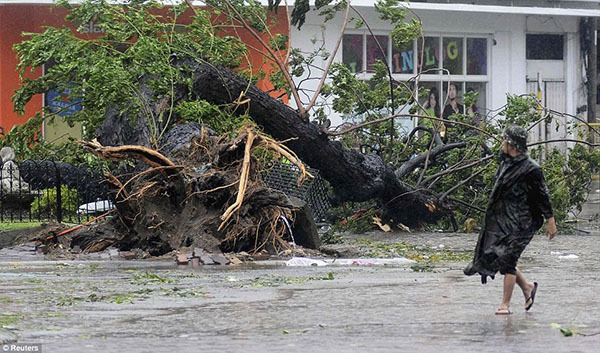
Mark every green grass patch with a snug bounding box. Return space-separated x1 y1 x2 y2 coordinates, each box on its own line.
129 271 176 285
355 239 473 264
247 273 335 287
0 222 43 232
0 312 23 327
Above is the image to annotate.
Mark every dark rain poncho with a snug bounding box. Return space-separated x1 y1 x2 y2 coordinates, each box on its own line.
464 152 554 283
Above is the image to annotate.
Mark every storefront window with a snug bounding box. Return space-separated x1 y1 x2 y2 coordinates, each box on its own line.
467 38 487 75
343 33 487 77
443 37 463 75
366 35 389 72
342 34 363 73
418 37 440 73
393 40 414 74
343 33 488 119
419 82 487 118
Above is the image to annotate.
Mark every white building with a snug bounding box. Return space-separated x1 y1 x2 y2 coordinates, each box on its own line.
289 0 600 150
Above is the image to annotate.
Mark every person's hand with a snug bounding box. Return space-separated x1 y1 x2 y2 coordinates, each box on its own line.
546 216 558 240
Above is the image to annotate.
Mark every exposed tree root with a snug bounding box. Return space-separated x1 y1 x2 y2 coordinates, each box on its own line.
81 140 177 170
79 123 316 256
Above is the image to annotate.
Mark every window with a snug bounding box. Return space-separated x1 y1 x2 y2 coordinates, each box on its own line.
366 35 389 72
342 34 363 73
467 38 487 75
417 36 439 73
526 34 564 60
343 33 488 77
443 37 463 75
419 81 487 119
342 33 489 125
391 40 413 74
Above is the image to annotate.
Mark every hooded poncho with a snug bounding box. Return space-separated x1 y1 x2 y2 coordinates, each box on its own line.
464 152 554 283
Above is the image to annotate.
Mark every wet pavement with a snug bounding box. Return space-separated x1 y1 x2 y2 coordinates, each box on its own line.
0 183 598 353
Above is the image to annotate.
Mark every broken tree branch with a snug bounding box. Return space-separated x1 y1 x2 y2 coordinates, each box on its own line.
80 140 178 169
219 127 256 230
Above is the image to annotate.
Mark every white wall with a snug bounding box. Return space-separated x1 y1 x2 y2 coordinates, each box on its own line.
290 6 584 133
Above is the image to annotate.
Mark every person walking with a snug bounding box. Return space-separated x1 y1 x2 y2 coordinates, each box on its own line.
463 125 558 315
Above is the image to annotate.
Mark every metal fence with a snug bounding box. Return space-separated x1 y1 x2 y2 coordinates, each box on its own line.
0 160 111 223
260 161 331 221
0 159 332 224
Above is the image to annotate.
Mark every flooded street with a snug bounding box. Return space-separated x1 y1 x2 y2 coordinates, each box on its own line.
1 180 598 353
1 228 600 353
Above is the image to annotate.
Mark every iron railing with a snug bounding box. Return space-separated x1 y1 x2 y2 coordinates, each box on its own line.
0 160 111 223
0 159 332 224
260 161 331 221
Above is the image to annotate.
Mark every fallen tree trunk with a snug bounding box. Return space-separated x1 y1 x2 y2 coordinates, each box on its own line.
175 59 448 227
96 58 452 228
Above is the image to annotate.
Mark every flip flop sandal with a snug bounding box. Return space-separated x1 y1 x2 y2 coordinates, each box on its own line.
495 308 512 315
525 282 538 311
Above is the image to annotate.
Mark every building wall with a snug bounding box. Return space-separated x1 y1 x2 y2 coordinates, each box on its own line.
290 5 584 138
0 4 72 134
0 3 289 138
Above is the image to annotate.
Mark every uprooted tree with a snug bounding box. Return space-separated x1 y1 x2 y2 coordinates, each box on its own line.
9 0 600 255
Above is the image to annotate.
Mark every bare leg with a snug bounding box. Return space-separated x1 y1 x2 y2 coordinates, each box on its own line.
499 273 517 312
517 268 534 307
515 268 535 300
499 268 535 313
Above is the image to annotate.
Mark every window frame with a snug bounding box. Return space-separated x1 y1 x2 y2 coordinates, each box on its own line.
342 32 491 82
341 32 491 117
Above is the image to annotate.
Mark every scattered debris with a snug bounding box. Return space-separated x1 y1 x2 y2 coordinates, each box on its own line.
373 216 392 232
551 251 579 260
285 256 415 267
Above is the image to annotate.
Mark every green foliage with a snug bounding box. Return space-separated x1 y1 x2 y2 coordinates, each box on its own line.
320 0 423 164
290 0 310 29
325 60 416 161
172 100 247 134
533 144 600 222
30 186 80 218
354 238 473 264
291 0 346 29
246 273 335 288
0 222 44 231
206 0 269 33
551 323 576 337
13 0 248 145
500 94 540 127
463 89 479 110
0 116 109 171
130 271 176 285
320 229 345 244
10 0 595 234
327 58 595 231
269 33 289 51
327 202 378 234
0 313 22 328
375 0 408 22
0 115 43 158
390 18 423 48
326 63 372 115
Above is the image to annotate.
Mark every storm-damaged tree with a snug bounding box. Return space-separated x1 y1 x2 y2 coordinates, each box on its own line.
9 0 600 255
